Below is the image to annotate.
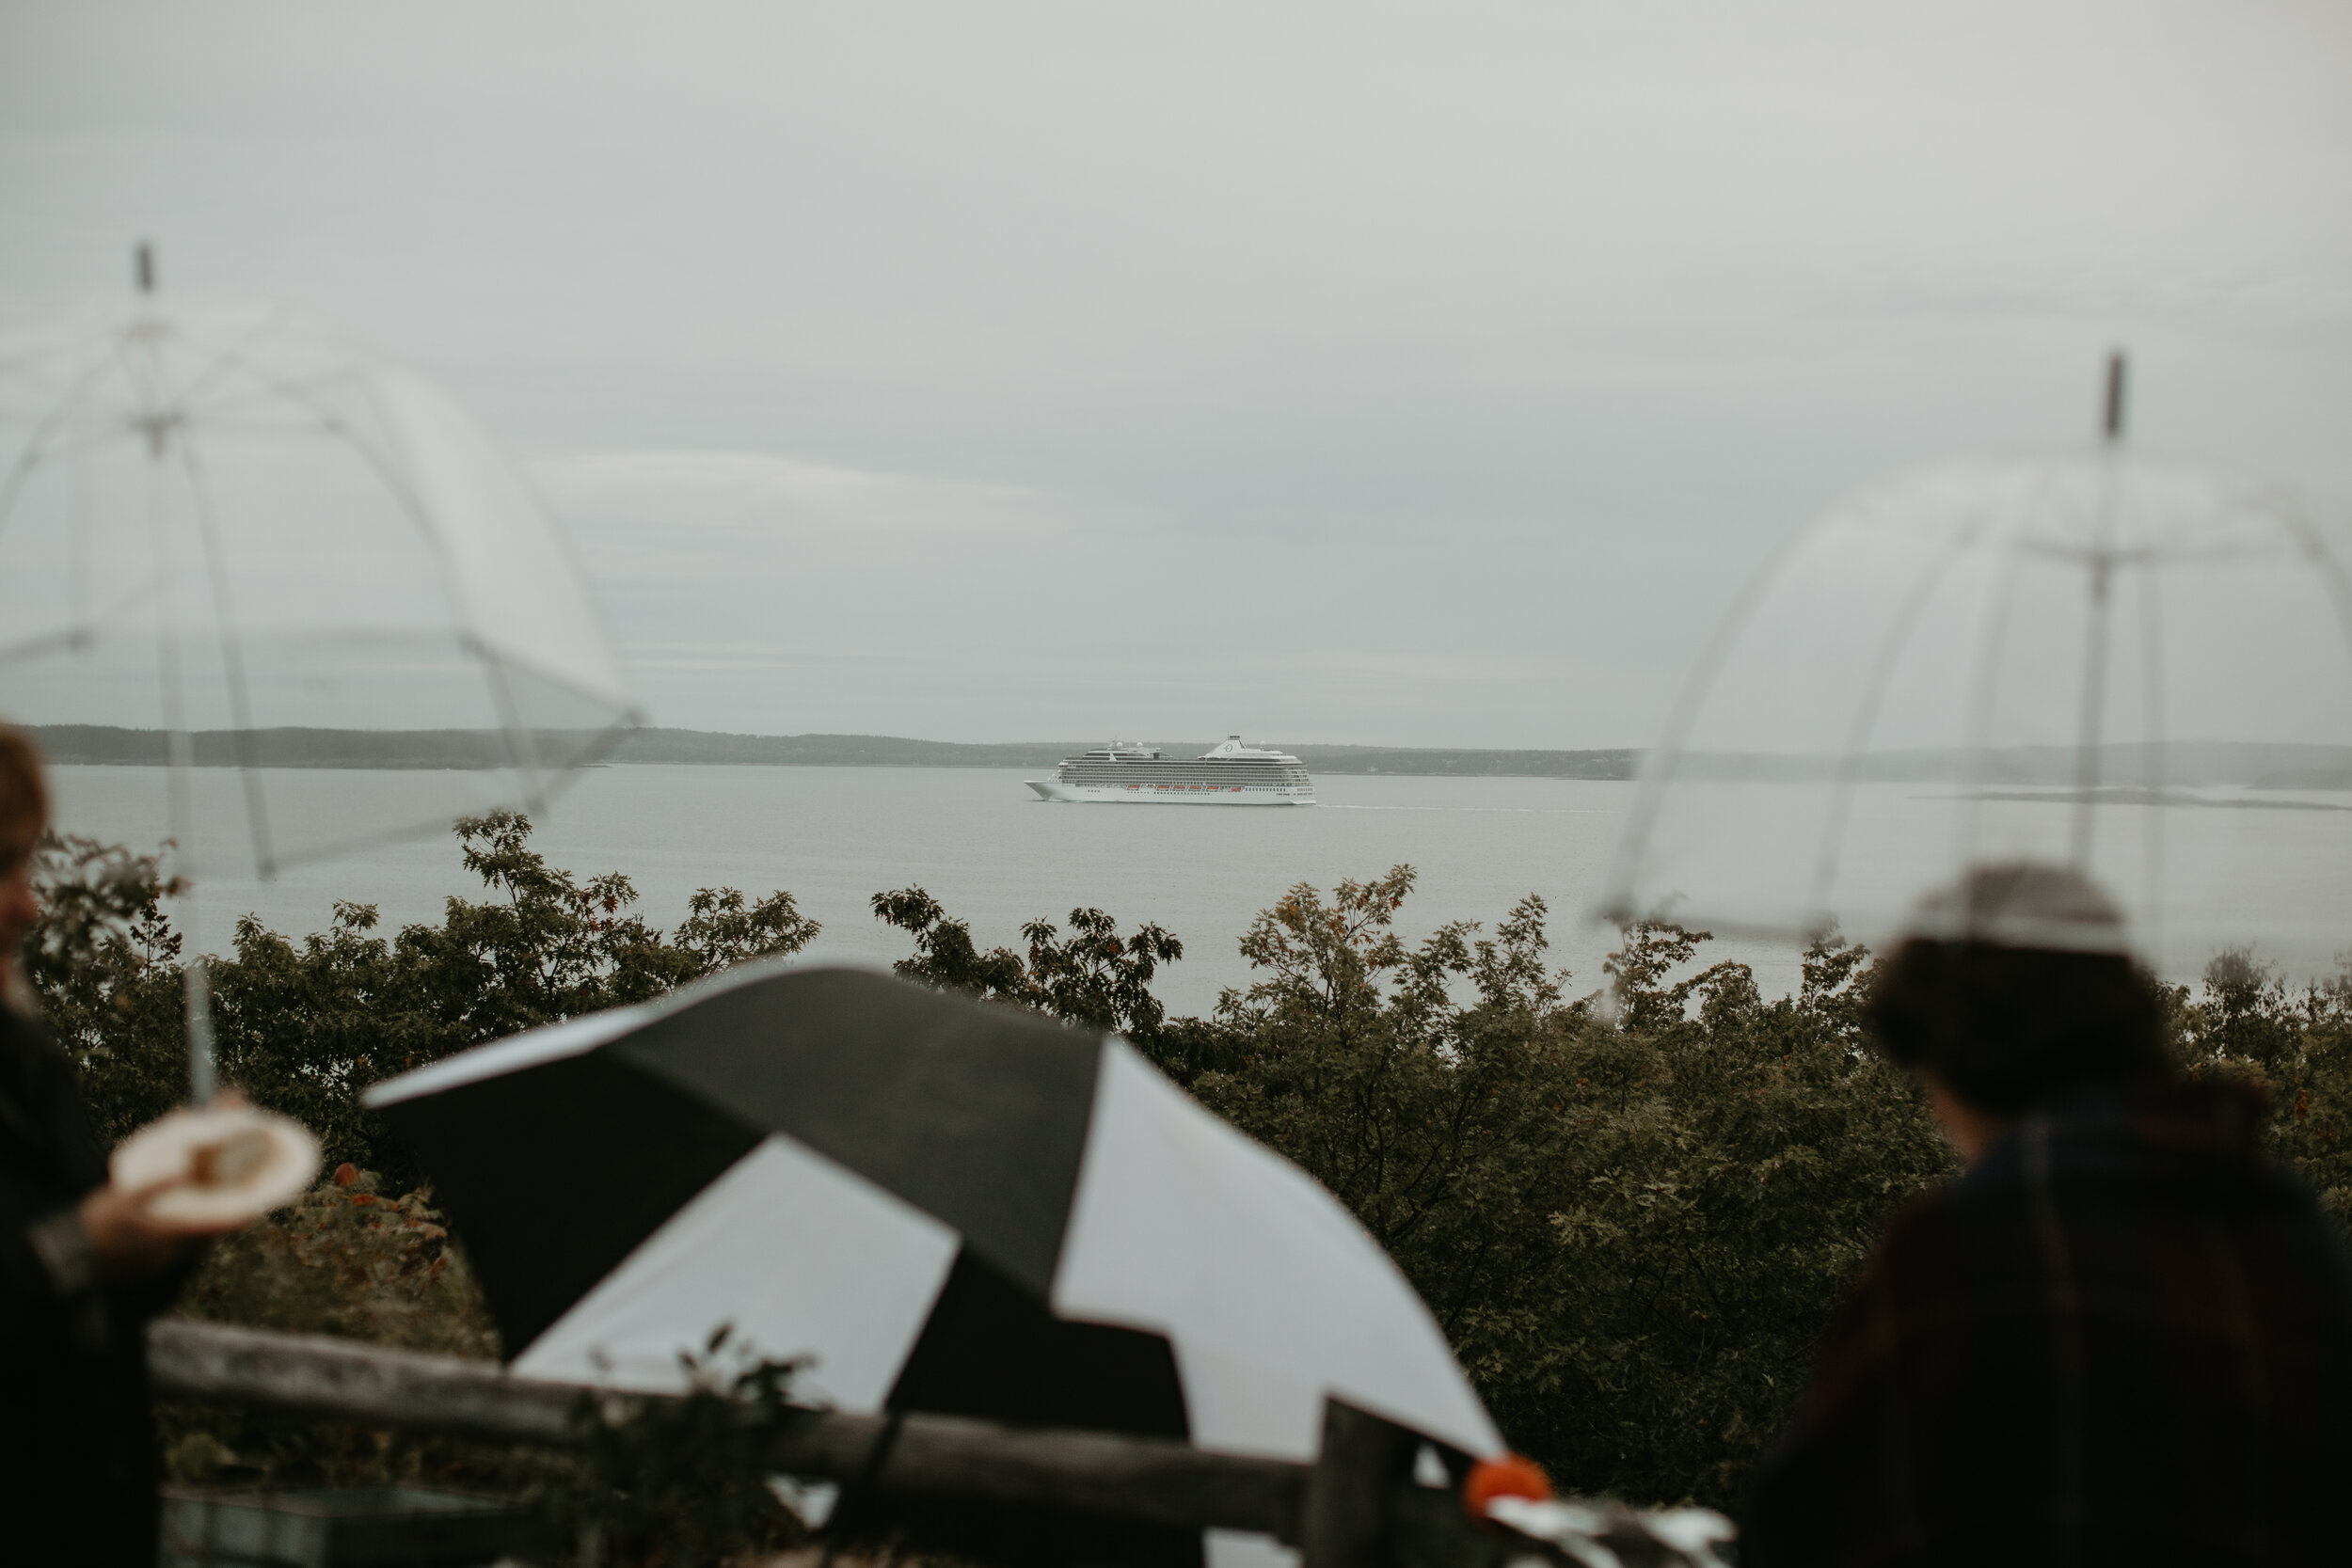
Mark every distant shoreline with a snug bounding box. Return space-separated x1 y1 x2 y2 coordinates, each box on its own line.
25 726 2352 790
21 724 1642 783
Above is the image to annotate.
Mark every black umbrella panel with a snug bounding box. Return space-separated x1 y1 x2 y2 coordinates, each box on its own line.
366 963 1500 1474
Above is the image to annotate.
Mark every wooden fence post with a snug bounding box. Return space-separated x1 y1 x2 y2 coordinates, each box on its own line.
1298 1402 1422 1568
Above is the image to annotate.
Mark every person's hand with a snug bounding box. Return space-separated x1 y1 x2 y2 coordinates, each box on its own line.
77 1175 238 1285
80 1087 266 1283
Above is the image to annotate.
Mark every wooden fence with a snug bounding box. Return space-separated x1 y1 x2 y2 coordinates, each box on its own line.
149 1319 1724 1568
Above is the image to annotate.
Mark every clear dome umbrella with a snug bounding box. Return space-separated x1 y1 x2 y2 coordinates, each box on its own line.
1597 357 2352 984
0 250 642 1095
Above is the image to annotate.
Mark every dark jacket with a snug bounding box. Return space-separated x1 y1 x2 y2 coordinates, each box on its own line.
0 1006 182 1565
1742 1078 2352 1567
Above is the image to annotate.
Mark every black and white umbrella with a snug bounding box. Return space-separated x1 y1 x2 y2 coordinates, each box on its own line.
365 963 1500 1559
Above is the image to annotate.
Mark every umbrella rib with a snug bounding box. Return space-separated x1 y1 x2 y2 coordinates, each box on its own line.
497 415 645 728
130 330 216 1104
252 797 583 872
474 644 549 812
197 355 532 796
173 431 279 879
2067 448 2127 865
1804 506 1991 927
0 579 167 665
0 337 125 547
160 305 301 416
69 404 89 645
0 625 95 666
2135 556 2166 967
264 365 472 613
179 365 376 430
2265 485 2352 686
1949 458 2069 874
346 372 553 803
1948 553 2024 875
194 340 418 488
1596 501 1820 924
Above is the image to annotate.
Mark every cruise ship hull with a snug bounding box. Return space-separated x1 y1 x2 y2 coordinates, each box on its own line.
1026 779 1315 805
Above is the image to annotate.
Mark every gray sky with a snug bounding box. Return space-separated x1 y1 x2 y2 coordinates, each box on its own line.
4 0 2347 746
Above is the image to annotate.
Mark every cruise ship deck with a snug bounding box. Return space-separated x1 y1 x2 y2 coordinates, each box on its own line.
1027 736 1316 804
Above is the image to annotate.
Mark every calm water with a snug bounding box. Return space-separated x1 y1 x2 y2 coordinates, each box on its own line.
45 764 2352 1013
49 765 1695 1013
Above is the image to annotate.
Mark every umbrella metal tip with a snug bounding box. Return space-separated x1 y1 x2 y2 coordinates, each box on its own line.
2103 349 2127 443
135 242 155 294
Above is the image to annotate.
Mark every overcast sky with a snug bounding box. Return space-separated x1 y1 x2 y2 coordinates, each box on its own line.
4 1 2346 747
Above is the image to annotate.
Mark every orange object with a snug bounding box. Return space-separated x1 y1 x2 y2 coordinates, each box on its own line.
333 1162 359 1188
1462 1453 1552 1517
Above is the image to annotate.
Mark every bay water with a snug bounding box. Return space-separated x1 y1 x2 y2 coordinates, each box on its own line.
45 764 2352 1017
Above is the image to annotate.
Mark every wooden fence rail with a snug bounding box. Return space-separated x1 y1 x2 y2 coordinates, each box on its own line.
149 1319 1302 1539
147 1319 1723 1568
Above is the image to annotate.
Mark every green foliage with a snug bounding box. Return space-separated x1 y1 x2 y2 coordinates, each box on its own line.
562 1329 813 1568
23 832 191 1140
872 884 1183 1044
29 812 818 1178
1121 871 1954 1506
872 885 1033 1001
675 884 826 975
28 820 828 1560
175 1169 498 1358
29 824 2352 1527
155 1170 564 1506
1497 923 1954 1505
867 867 1958 1504
1020 907 1185 1042
2171 947 2352 1221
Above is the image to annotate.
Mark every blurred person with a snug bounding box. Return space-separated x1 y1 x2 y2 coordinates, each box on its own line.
1742 863 2352 1567
1 726 236 1564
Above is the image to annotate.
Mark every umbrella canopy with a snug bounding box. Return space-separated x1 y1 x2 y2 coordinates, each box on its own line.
1598 379 2352 980
366 964 1499 1556
0 283 640 876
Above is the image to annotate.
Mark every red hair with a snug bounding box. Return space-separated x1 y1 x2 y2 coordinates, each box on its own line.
0 725 45 842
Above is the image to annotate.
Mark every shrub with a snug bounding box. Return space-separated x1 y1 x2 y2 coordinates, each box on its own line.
29 832 2348 1518
31 813 818 1180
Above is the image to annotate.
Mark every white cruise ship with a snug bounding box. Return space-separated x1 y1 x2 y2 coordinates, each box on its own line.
1027 736 1316 805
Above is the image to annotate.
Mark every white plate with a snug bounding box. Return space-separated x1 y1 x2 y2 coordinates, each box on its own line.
109 1104 323 1227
